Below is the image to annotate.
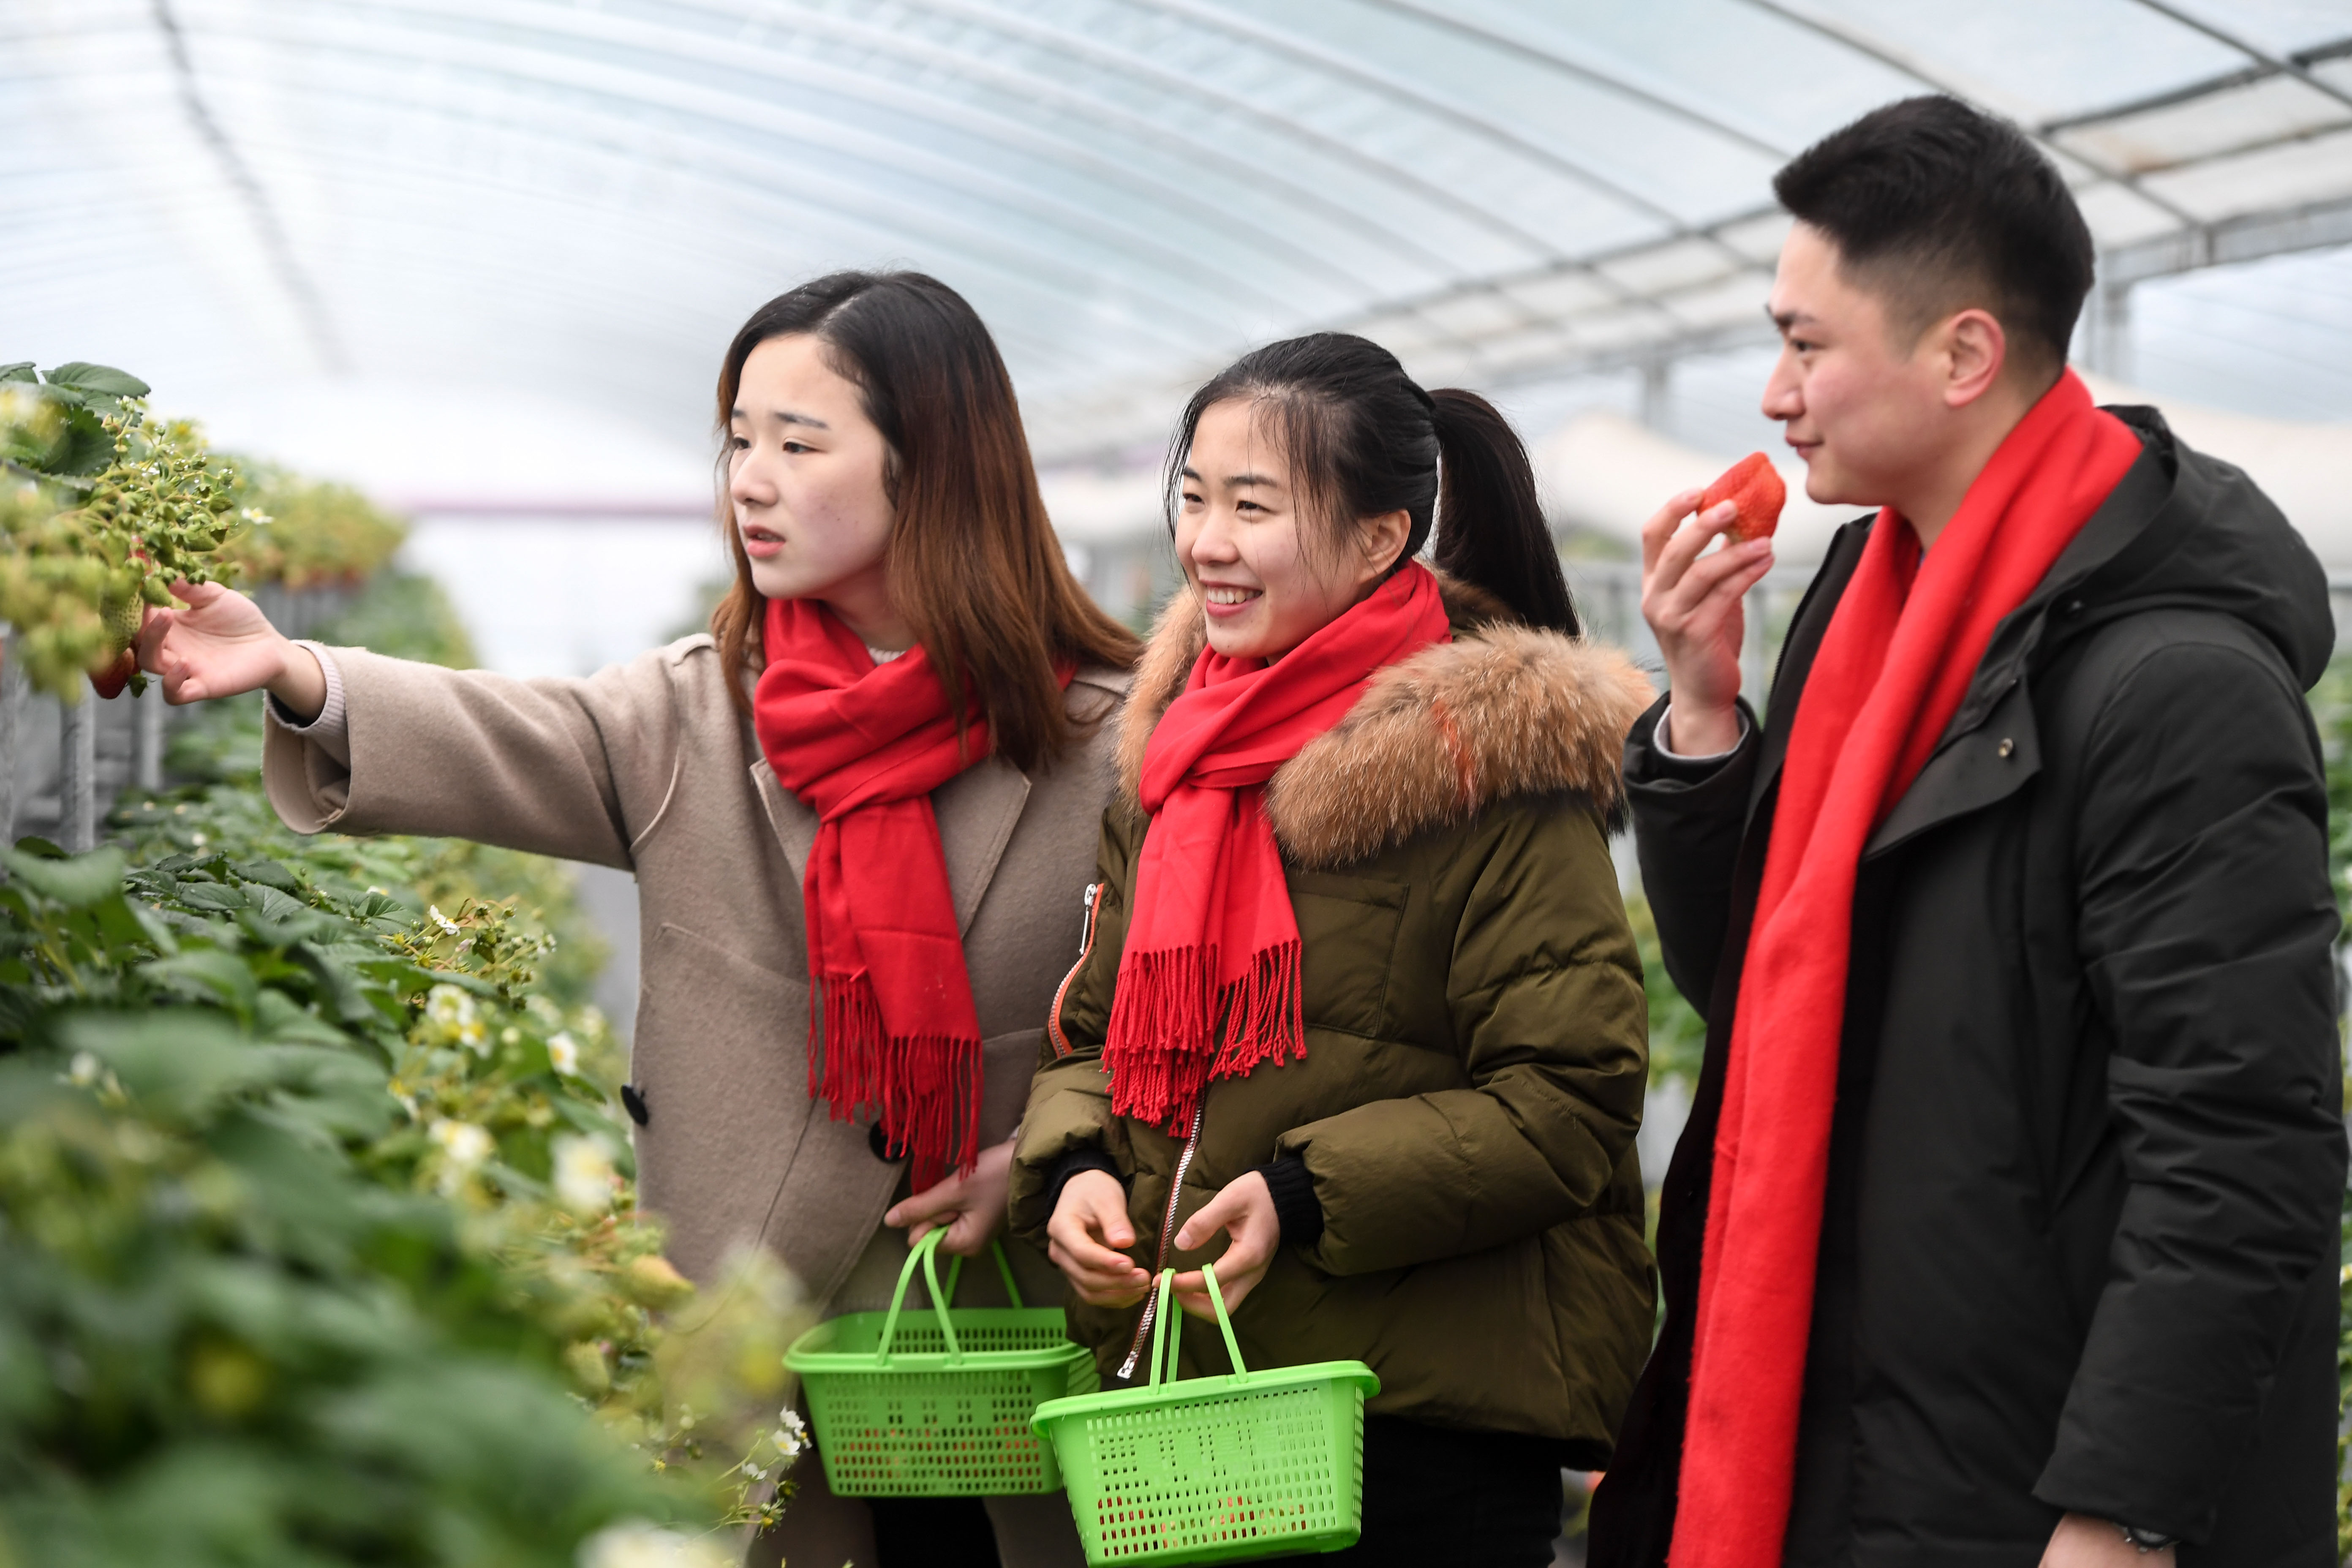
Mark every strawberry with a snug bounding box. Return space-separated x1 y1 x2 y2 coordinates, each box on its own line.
1702 452 1786 544
101 593 144 652
88 648 136 700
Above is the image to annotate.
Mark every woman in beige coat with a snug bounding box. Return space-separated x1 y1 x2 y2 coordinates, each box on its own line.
136 272 1138 1568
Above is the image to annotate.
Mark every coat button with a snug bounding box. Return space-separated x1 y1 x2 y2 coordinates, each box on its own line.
869 1122 908 1163
620 1084 649 1126
1997 738 2015 759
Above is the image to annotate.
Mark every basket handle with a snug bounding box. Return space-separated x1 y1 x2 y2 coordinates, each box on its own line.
871 1230 1026 1364
1141 1263 1250 1390
875 1228 963 1364
993 1239 1024 1309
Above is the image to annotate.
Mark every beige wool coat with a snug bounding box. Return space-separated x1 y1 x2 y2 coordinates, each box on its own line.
261 635 1128 1314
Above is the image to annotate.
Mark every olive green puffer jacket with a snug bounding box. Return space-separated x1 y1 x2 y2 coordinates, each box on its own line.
1009 579 1658 1457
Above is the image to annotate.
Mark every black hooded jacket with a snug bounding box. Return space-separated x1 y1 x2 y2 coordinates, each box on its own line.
1589 409 2346 1567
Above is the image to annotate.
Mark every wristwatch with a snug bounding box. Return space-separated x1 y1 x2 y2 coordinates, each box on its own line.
2117 1521 2179 1552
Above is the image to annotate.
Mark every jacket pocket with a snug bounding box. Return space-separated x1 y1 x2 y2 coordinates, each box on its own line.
1287 869 1409 1039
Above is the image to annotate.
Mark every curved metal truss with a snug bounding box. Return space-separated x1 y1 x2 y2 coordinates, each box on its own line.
6 0 2349 460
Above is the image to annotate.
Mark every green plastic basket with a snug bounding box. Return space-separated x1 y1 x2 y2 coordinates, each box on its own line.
1032 1264 1380 1565
784 1227 1099 1497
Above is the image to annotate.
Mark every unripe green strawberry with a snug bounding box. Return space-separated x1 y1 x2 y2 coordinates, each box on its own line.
101 593 142 651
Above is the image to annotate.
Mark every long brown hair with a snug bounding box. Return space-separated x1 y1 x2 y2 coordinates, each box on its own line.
710 271 1138 771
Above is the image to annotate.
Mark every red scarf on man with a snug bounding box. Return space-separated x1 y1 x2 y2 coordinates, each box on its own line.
752 597 999 1191
1104 563 1453 1133
1669 372 2142 1566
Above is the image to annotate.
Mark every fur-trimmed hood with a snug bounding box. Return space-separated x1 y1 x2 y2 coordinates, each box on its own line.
1117 575 1656 868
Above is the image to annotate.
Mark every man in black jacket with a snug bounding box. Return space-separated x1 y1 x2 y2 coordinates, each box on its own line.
1589 97 2344 1568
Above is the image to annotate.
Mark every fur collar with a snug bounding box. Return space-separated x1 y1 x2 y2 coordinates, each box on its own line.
1116 574 1656 868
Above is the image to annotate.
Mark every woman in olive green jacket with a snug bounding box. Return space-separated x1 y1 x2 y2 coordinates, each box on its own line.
1009 334 1657 1567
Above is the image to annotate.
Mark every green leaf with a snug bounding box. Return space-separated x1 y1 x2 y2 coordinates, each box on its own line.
247 885 311 923
0 362 35 383
253 989 350 1046
49 406 116 477
0 845 128 909
44 361 151 399
54 1008 258 1113
295 943 376 1024
174 882 248 915
229 859 302 895
140 948 262 1016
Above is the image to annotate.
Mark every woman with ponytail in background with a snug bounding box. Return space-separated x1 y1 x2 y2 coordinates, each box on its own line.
1008 334 1658 1565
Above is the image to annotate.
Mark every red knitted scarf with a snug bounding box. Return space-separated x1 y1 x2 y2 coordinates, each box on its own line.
753 596 1007 1190
1104 563 1453 1133
1670 372 2142 1566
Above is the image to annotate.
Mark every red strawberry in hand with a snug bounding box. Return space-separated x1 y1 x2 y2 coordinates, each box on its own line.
1702 452 1786 544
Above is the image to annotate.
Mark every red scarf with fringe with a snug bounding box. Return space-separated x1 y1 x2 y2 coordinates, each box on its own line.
1104 563 1452 1133
753 597 998 1191
1669 372 2142 1567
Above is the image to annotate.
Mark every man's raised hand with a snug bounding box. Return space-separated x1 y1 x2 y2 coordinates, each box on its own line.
1639 489 1774 757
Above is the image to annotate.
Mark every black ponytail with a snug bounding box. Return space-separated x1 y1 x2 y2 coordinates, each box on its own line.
1429 389 1576 635
1165 332 1577 635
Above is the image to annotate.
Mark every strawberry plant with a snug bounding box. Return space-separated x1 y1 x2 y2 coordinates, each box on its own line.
0 362 258 700
222 468 407 592
0 689 812 1564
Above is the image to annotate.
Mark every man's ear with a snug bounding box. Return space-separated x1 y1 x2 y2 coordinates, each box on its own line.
1939 308 2008 409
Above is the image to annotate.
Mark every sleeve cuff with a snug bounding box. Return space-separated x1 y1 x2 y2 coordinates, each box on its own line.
268 641 348 742
1045 1147 1124 1217
1654 702 1746 762
1254 1154 1324 1249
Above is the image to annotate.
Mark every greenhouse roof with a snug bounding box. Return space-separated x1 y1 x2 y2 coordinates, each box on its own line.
8 0 2352 463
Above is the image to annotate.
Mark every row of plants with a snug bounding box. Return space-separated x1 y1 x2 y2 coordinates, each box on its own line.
1 365 808 1566
3 716 811 1568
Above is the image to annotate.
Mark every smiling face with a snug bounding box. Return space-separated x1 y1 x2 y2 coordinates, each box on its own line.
1760 223 1971 512
1174 398 1406 662
727 333 907 646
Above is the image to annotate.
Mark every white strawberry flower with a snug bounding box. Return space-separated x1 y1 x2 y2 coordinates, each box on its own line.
576 1522 733 1568
423 984 489 1053
547 1032 580 1076
430 1119 493 1193
428 904 461 935
774 1407 808 1461
553 1134 618 1217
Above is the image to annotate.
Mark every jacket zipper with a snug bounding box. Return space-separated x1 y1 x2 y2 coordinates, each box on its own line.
1046 883 1101 1059
1116 1100 1206 1382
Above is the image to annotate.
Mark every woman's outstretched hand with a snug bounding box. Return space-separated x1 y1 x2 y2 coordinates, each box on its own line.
884 1136 1014 1257
1169 1170 1278 1320
1047 1169 1151 1307
136 580 325 718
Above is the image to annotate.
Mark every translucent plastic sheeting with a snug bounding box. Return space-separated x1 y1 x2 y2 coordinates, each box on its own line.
5 0 2350 463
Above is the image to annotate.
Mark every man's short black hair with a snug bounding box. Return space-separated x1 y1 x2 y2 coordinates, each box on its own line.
1773 95 2094 375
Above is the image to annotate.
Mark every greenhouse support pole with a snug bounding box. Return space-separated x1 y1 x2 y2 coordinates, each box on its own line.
133 683 166 793
1742 582 1770 706
59 693 96 854
0 628 20 849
